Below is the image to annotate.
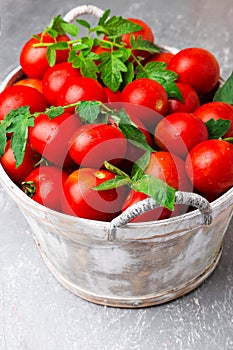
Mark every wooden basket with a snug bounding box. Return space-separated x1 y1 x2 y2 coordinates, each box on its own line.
0 5 233 308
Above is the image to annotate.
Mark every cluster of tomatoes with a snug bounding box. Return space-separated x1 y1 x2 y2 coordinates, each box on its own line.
1 14 233 223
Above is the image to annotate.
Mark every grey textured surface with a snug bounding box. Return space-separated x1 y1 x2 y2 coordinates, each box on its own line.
0 0 233 349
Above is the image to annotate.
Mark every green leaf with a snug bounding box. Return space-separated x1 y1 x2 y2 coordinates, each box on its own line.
0 123 7 156
118 123 154 152
113 47 131 62
95 16 142 37
0 106 34 167
61 22 79 37
131 151 151 181
46 15 66 36
214 71 233 104
94 175 130 191
205 118 231 139
132 174 176 211
99 52 127 92
130 35 160 54
136 61 183 100
46 46 56 66
46 106 65 119
163 81 184 101
69 52 98 80
76 101 101 124
98 9 111 26
11 118 34 168
122 61 135 87
76 19 91 30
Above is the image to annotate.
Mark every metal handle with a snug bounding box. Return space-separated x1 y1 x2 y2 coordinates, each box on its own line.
63 4 104 22
107 191 212 241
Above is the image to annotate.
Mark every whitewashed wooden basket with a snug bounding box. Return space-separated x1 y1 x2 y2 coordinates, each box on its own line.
1 5 233 308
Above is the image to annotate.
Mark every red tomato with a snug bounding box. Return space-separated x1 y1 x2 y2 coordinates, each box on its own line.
168 47 220 94
57 77 107 113
22 165 69 211
20 32 70 79
62 168 127 221
145 151 192 192
14 78 43 94
122 190 180 222
146 52 174 65
104 87 122 102
69 123 127 168
167 83 200 114
1 141 40 185
120 78 168 127
42 62 82 106
185 139 233 196
0 85 48 120
194 101 233 138
154 112 208 158
29 112 83 168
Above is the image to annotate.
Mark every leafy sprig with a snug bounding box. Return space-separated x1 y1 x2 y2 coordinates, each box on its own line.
32 10 183 95
95 158 176 211
0 101 154 168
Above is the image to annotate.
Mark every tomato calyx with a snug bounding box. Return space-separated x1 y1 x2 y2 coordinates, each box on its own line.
22 180 37 198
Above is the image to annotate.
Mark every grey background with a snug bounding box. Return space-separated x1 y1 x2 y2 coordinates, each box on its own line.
0 0 233 349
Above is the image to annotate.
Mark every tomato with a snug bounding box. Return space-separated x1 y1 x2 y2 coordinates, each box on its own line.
168 47 220 94
122 190 180 222
14 78 43 94
104 87 122 102
22 165 69 211
166 83 200 114
145 151 192 192
146 52 174 65
69 123 127 168
0 85 48 120
120 78 168 127
20 32 70 79
1 141 40 185
62 168 127 221
185 139 233 196
29 112 83 168
194 101 233 138
57 77 107 113
154 112 208 158
42 62 82 106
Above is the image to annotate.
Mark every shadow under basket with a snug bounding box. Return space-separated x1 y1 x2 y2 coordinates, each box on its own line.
1 4 233 308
